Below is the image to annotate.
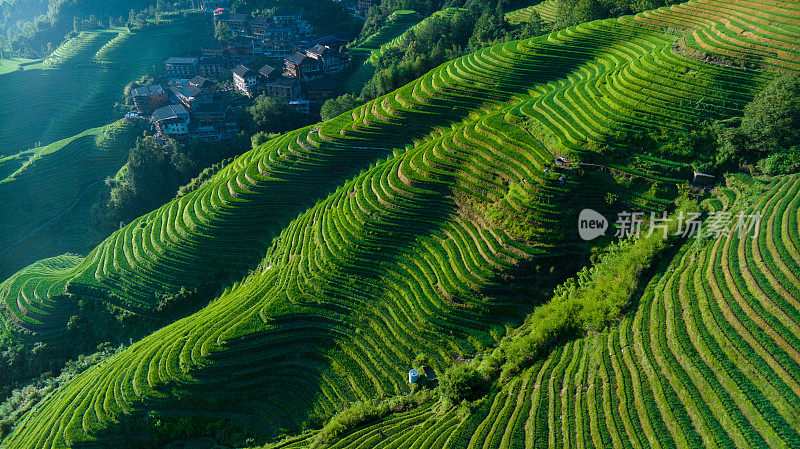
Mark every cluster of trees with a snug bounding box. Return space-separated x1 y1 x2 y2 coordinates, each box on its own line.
0 343 124 438
245 94 311 134
0 0 51 56
321 0 548 118
716 74 800 174
124 4 180 31
553 0 675 29
358 6 508 100
214 21 235 42
590 122 719 173
93 137 195 229
92 134 247 230
2 0 166 58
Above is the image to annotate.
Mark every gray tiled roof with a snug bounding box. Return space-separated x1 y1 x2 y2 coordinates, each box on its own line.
232 64 257 78
285 52 307 65
151 104 189 122
307 44 333 57
258 64 276 77
189 76 217 89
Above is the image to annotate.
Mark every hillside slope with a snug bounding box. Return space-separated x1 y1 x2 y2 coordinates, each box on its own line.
0 13 212 157
1 0 777 334
506 0 559 24
345 10 423 92
277 173 800 449
2 0 799 447
0 121 138 279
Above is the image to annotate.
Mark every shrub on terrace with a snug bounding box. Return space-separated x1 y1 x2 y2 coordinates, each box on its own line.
0 418 11 437
438 363 487 405
757 146 800 175
250 131 279 149
321 94 362 121
475 198 695 381
311 391 435 446
359 7 496 100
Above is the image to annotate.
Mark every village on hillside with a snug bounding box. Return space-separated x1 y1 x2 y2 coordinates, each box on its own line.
127 0 355 144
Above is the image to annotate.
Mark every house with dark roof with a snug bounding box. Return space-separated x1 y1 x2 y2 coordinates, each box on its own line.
305 44 350 74
193 102 227 126
189 76 218 92
232 65 260 97
263 76 300 100
283 51 322 80
225 37 258 64
190 102 235 142
261 26 297 57
302 35 349 49
221 13 250 34
198 56 227 79
258 64 279 81
152 104 190 140
130 84 169 114
170 85 212 111
165 57 199 79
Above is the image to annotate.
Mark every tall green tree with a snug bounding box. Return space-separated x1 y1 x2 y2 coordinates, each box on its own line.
247 95 305 133
716 74 800 168
214 21 234 42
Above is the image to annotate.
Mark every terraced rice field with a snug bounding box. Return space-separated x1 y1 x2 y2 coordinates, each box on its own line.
506 0 560 24
0 58 39 75
345 8 467 94
365 7 465 66
283 175 800 449
637 0 800 71
349 10 420 59
345 10 422 92
2 0 799 447
0 120 138 280
0 14 212 157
